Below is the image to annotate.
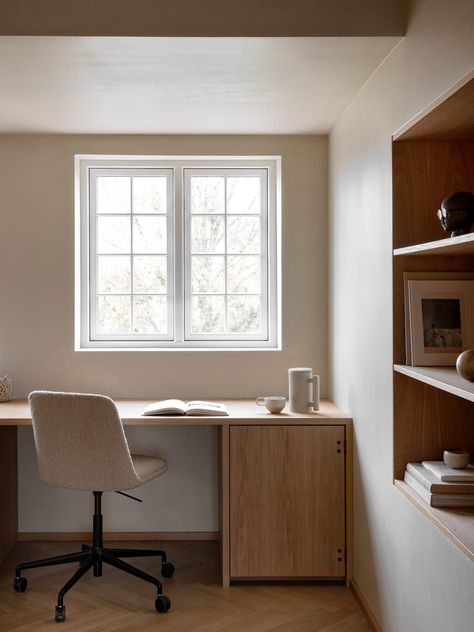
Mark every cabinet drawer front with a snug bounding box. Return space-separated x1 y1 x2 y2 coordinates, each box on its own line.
230 425 345 578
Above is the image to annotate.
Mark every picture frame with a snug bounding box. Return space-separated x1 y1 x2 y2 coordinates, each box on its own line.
405 278 474 366
403 272 474 365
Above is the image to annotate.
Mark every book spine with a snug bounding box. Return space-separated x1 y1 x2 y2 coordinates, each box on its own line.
404 472 433 505
406 471 474 506
421 462 444 480
406 463 431 490
430 495 474 507
406 463 474 493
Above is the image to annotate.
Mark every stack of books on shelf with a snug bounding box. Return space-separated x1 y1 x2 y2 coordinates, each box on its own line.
404 461 474 507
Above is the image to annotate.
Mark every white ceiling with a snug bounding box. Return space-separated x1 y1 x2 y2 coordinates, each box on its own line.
0 36 400 134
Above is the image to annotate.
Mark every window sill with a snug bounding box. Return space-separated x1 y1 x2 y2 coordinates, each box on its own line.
75 346 282 352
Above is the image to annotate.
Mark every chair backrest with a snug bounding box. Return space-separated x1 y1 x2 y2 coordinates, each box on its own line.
29 391 141 492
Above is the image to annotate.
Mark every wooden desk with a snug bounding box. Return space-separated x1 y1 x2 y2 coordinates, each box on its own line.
0 399 352 586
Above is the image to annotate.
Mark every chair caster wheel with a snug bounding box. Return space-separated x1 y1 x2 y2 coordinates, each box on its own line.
155 595 171 613
161 562 175 578
55 605 66 622
13 577 27 592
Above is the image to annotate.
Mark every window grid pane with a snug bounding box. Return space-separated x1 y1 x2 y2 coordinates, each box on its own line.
227 295 262 334
97 176 131 214
97 255 131 294
185 170 267 339
191 215 225 254
96 295 131 334
132 176 167 214
226 176 261 214
90 169 173 340
190 176 225 214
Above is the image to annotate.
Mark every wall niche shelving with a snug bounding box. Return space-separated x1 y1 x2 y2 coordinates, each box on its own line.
392 74 474 560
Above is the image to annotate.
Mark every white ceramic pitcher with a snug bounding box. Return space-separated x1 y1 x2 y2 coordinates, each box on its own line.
288 367 319 413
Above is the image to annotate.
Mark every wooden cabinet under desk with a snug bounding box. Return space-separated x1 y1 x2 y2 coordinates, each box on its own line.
0 399 352 586
229 425 346 580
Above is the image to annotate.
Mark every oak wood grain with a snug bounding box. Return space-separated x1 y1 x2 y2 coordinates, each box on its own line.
394 365 474 401
0 399 352 588
391 79 474 566
0 427 17 565
17 531 218 541
218 424 230 587
345 423 354 587
0 398 352 426
394 76 474 142
393 372 474 480
0 541 370 631
230 425 345 578
392 140 474 250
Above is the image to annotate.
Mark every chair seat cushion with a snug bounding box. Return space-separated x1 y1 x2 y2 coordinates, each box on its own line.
131 454 168 484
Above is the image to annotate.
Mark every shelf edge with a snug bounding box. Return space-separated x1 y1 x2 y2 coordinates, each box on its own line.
394 480 474 563
393 233 474 256
393 365 474 402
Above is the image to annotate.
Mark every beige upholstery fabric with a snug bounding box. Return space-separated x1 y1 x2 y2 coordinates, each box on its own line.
131 454 168 483
29 391 167 492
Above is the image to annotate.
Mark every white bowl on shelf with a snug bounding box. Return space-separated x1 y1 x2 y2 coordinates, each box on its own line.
443 449 470 469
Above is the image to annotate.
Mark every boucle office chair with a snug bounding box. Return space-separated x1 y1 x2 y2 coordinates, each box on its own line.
13 391 174 623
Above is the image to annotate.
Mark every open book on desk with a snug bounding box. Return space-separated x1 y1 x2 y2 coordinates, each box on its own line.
142 399 229 417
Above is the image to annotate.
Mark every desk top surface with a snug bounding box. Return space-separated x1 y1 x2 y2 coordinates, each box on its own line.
0 398 351 426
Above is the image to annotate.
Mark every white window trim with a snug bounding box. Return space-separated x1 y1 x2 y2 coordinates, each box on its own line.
183 167 269 342
75 155 281 351
89 167 175 342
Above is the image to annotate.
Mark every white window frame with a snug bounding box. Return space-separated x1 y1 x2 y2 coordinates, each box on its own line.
75 156 281 351
89 168 175 342
184 168 269 342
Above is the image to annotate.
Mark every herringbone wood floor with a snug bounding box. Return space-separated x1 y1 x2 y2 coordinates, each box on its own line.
0 541 370 631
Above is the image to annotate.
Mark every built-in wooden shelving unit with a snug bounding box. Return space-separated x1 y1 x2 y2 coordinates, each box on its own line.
392 73 474 562
394 365 474 402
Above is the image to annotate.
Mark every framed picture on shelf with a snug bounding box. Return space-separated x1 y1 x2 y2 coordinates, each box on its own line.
405 278 474 366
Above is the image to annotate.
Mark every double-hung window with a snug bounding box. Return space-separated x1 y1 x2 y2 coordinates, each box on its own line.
76 157 280 350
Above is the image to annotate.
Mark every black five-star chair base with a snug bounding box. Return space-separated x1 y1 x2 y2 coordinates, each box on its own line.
13 492 174 623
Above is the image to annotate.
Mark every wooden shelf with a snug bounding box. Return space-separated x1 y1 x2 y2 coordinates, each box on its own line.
393 74 474 141
395 480 474 563
394 365 474 402
394 233 474 257
392 75 474 562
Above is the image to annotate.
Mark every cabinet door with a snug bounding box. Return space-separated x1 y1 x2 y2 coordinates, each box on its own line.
230 425 345 578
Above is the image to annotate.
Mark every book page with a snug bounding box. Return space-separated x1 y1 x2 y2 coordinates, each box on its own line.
422 461 474 481
142 399 186 415
185 401 229 416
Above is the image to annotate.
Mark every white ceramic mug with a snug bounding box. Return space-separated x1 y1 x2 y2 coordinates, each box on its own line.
256 396 286 414
288 368 319 413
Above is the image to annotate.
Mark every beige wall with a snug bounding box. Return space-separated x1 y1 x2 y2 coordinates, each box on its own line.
329 1 474 630
0 134 328 530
